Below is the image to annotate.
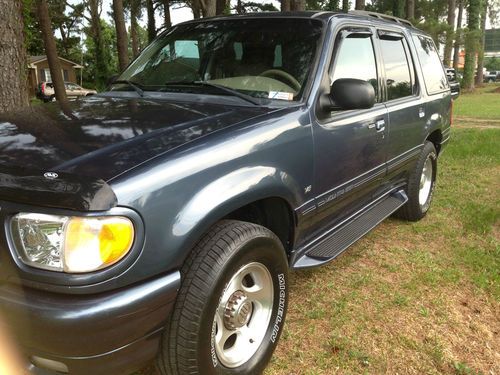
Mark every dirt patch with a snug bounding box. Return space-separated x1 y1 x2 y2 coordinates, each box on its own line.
455 117 500 125
454 124 500 129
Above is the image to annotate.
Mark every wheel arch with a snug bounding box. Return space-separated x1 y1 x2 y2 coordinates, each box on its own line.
224 196 295 253
426 129 443 154
171 166 301 266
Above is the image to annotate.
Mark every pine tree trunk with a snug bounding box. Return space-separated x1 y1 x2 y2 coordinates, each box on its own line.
201 0 216 17
130 0 140 58
355 0 365 10
36 0 67 102
88 0 108 89
462 0 481 90
281 0 291 11
236 0 243 14
291 0 306 10
443 0 456 67
146 0 156 42
0 0 28 112
216 0 227 14
452 0 464 70
406 0 415 20
191 0 201 18
475 0 488 85
163 0 172 28
112 0 129 72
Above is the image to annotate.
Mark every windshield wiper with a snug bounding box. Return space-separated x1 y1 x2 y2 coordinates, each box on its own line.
111 79 144 97
164 80 260 105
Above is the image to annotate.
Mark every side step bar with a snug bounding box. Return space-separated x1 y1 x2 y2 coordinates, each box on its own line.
293 190 408 269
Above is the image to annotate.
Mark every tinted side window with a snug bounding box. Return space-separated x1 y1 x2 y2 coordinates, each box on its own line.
332 35 378 99
379 38 412 100
412 35 448 94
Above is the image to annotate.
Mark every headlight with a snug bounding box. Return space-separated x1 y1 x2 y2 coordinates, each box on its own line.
11 213 134 273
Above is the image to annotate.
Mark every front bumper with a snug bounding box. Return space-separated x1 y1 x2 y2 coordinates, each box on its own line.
0 272 180 375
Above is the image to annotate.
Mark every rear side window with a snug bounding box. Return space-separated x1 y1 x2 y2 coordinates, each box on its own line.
332 35 378 99
379 38 413 101
412 35 448 94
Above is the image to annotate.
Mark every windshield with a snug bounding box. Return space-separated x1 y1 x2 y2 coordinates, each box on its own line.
115 18 324 102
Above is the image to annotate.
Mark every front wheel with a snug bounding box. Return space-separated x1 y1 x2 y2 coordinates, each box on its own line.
395 141 437 221
158 220 289 375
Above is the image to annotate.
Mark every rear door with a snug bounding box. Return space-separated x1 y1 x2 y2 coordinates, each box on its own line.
375 28 425 191
410 34 451 152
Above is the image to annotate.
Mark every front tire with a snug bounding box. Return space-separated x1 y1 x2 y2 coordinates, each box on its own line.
396 141 437 221
158 220 289 375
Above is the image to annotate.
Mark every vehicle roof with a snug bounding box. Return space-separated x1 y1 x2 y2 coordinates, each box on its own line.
176 10 423 33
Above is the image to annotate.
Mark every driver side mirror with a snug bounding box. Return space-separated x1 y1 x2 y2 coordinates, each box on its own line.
320 78 376 112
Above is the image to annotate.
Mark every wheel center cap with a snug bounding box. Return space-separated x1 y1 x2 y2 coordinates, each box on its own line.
224 290 253 330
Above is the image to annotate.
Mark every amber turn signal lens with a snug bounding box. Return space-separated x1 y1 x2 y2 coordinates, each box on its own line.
64 216 134 273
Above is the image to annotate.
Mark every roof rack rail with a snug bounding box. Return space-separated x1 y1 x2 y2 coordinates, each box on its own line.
348 10 413 28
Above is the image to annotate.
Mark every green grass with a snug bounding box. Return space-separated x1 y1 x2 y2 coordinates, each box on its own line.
266 127 500 374
30 97 43 105
453 83 500 119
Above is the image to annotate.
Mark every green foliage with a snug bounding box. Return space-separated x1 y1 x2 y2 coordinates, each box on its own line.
23 0 45 56
238 1 279 12
415 18 451 48
23 0 83 61
484 57 500 71
306 0 340 10
83 20 118 91
414 0 449 21
392 0 405 18
127 23 149 56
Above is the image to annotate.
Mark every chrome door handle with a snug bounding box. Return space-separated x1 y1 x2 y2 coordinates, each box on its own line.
375 119 385 132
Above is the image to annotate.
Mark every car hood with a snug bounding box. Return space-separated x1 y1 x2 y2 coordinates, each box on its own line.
0 95 272 182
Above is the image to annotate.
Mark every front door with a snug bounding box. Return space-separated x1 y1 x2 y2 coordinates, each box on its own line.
311 27 388 232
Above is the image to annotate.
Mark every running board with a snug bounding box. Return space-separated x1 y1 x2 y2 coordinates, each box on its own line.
293 190 408 269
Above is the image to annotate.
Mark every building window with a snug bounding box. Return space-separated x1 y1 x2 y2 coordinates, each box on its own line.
63 69 69 81
43 68 52 82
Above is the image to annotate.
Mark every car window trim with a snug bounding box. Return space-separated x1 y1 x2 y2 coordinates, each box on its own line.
377 30 404 40
328 26 380 102
312 20 382 125
410 33 450 96
376 29 419 103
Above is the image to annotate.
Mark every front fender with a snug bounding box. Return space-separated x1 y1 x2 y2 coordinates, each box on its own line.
172 165 301 255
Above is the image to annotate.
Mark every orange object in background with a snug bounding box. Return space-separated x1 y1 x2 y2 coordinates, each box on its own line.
0 317 24 375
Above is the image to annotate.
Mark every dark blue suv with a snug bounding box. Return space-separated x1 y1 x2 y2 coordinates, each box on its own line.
0 10 452 375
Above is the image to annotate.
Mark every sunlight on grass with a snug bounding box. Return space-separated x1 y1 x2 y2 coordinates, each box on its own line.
267 127 500 375
453 83 500 119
